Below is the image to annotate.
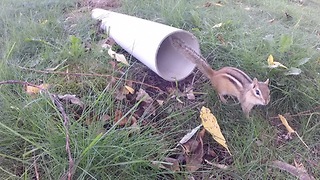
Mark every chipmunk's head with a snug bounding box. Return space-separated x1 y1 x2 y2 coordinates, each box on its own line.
248 78 270 105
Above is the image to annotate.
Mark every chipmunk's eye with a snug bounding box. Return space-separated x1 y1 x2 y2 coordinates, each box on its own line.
255 90 260 96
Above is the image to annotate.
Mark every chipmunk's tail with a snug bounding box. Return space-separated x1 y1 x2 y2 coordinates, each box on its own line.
170 36 215 77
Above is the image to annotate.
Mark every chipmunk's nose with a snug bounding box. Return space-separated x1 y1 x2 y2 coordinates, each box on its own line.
265 96 270 105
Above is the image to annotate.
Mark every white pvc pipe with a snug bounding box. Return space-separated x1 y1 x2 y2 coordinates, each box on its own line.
92 8 200 81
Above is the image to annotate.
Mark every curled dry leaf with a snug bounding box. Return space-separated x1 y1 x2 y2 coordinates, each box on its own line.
278 114 295 134
267 54 288 69
107 48 129 66
26 83 50 95
58 94 84 108
278 114 309 149
124 85 135 94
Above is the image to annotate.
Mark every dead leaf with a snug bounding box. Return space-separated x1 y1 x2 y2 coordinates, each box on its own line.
278 114 295 134
216 34 226 46
136 88 156 115
136 88 153 104
278 114 309 149
271 160 315 180
58 94 84 108
108 48 129 66
267 54 288 69
212 23 223 28
26 83 50 95
182 139 200 154
184 129 205 172
156 100 164 106
200 106 231 155
124 85 135 94
114 110 128 126
185 85 196 100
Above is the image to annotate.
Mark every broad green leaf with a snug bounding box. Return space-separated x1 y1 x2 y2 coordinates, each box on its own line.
297 57 310 66
279 34 293 52
284 67 302 76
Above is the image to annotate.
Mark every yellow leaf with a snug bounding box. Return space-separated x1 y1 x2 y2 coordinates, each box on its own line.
200 106 231 154
124 85 135 94
115 53 129 66
26 84 50 95
278 114 295 134
267 54 288 69
267 54 274 65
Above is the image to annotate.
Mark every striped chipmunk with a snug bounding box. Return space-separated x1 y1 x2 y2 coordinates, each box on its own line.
170 36 270 118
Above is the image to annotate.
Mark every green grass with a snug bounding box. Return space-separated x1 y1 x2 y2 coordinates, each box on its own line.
1 0 319 179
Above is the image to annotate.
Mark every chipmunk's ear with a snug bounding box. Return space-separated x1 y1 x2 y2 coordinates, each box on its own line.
252 78 258 88
264 79 269 85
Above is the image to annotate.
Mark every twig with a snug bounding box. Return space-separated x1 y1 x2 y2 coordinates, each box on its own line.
271 160 315 180
48 94 74 180
270 105 320 119
33 156 40 180
18 66 163 92
0 80 43 89
0 80 75 180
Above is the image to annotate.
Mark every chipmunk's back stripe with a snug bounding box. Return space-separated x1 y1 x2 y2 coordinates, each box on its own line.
227 68 252 84
224 73 243 89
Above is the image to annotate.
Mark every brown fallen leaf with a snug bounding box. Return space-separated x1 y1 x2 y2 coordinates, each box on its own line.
216 34 226 46
114 110 124 125
136 88 156 115
184 128 205 172
185 133 204 172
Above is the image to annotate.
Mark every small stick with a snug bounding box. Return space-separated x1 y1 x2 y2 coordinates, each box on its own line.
18 66 163 92
0 80 74 180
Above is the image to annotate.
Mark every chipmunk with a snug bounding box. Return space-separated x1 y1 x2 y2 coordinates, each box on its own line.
170 36 270 118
